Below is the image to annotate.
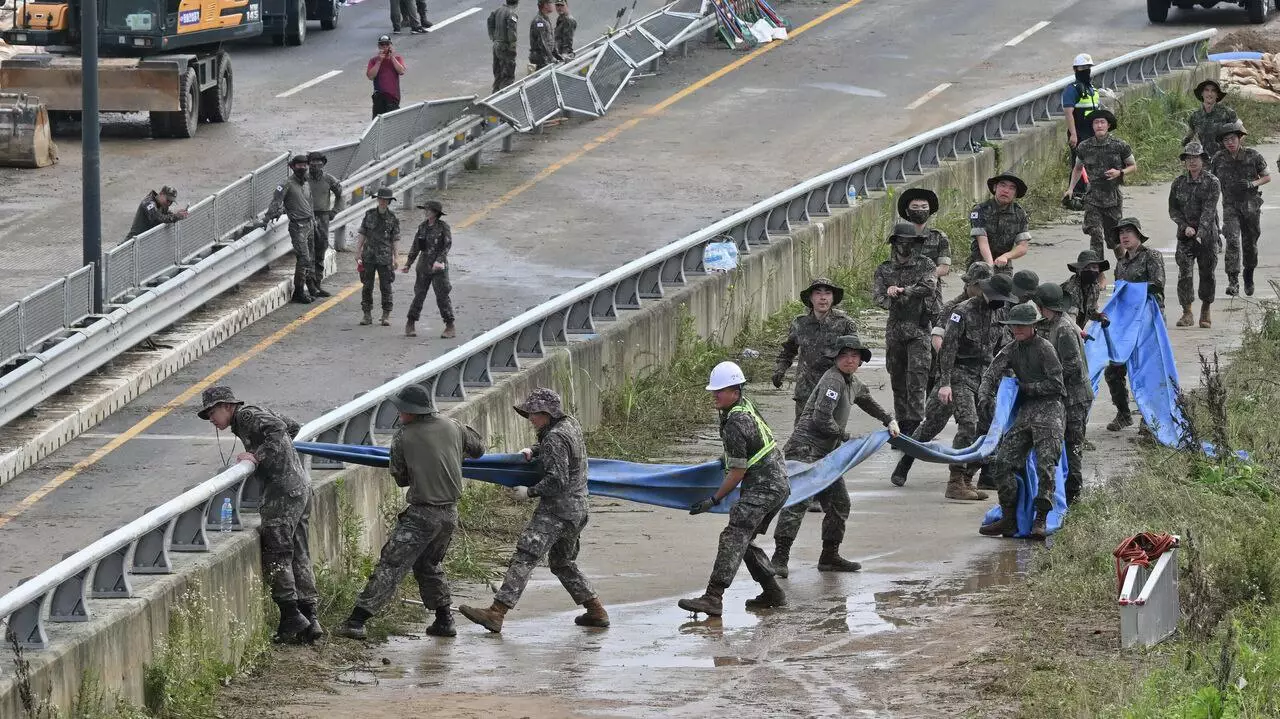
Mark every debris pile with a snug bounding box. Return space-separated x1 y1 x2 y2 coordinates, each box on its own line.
1221 56 1280 103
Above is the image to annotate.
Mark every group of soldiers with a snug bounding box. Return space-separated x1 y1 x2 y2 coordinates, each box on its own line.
487 0 577 92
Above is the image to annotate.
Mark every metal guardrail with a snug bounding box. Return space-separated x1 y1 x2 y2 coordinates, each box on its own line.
0 30 1214 653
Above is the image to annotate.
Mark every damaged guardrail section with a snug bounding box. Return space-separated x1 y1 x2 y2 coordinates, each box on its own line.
0 29 1214 657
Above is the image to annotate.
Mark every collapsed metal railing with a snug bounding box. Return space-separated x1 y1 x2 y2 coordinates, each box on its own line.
0 30 1215 654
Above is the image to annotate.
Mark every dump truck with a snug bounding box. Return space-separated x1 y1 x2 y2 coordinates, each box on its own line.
0 0 339 144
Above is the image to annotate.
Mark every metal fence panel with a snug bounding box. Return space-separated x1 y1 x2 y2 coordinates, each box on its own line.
64 266 94 325
588 43 635 113
525 73 562 126
136 224 178 285
611 28 663 66
0 303 22 365
485 89 532 131
377 104 421 158
414 97 475 139
180 199 216 263
639 11 696 45
320 142 360 180
555 68 600 116
19 279 65 350
348 119 382 175
213 175 252 239
103 241 137 303
249 154 289 217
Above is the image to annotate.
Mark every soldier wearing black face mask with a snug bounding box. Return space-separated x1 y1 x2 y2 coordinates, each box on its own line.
1062 53 1100 199
1061 250 1110 330
898 188 952 300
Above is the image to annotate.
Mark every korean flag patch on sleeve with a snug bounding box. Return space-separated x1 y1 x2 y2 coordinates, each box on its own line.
825 388 839 401
950 312 962 323
969 211 980 220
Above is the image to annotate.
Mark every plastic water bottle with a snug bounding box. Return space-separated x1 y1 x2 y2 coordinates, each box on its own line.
220 498 233 533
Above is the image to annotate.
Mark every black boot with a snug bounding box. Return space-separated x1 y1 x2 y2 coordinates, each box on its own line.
978 511 1019 537
890 455 914 487
291 281 312 304
425 606 457 637
678 582 725 616
817 542 861 572
334 606 372 640
743 575 787 610
298 600 324 643
770 538 792 579
274 600 311 642
308 277 331 298
1245 267 1256 297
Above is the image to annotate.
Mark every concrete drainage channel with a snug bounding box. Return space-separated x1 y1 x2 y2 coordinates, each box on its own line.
0 32 1214 713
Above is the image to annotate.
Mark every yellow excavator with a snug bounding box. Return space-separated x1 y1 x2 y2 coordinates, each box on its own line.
0 0 338 151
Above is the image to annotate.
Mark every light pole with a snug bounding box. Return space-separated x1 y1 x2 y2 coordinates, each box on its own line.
81 0 103 313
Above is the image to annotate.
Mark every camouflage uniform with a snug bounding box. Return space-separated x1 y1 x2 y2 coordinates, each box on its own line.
968 199 1031 274
127 190 183 239
353 415 485 616
1039 312 1091 504
919 227 952 302
230 405 317 604
1185 103 1238 160
487 3 518 92
979 335 1066 515
1061 274 1104 329
774 309 858 421
529 10 558 69
358 207 401 313
708 397 789 589
269 175 317 292
495 410 597 608
1168 170 1221 307
1107 242 1166 419
307 169 344 288
1074 135 1134 254
405 219 455 326
873 250 938 432
554 11 576 56
1210 147 1267 283
775 367 891 545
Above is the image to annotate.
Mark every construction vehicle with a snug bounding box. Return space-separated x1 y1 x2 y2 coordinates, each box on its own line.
0 0 339 144
1147 0 1278 23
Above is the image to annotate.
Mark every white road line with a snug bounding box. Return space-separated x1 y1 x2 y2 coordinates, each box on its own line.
426 6 482 32
276 69 343 99
905 82 952 110
1005 20 1050 47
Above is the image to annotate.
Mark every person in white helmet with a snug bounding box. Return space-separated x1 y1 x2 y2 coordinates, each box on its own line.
679 361 790 617
1062 53 1100 200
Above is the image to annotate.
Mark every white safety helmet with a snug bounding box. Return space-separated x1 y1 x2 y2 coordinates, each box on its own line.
706 361 747 391
1073 53 1094 68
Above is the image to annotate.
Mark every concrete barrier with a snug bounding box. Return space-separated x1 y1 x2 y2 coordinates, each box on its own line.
0 63 1214 714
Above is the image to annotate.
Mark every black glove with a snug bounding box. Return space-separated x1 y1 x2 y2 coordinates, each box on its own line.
1098 312 1111 329
689 495 720 515
771 370 784 389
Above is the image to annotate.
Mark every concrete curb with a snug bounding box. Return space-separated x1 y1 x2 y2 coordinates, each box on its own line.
0 250 338 487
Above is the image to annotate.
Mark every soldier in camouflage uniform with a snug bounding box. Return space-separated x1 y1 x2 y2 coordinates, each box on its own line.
969 173 1032 274
335 385 485 640
198 386 320 642
891 273 1014 499
1011 269 1040 303
1169 141 1221 329
356 187 401 327
928 262 991 392
306 151 344 299
459 388 609 632
127 185 188 239
773 278 859 422
1184 80 1238 161
267 155 318 304
771 336 898 578
554 0 576 58
402 200 457 339
1033 284 1092 506
487 0 519 92
1064 109 1137 257
1062 250 1110 330
898 188 953 298
873 223 938 436
1210 120 1271 297
977 303 1066 540
680 362 790 616
529 0 561 71
1106 217 1166 433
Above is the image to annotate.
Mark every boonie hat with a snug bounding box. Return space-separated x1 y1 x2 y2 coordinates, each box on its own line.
1217 119 1248 142
417 200 446 215
826 334 872 363
1033 283 1074 314
998 302 1042 326
1179 141 1209 162
1012 270 1040 301
1115 216 1149 242
800 277 845 308
980 274 1015 303
374 187 397 201
1087 108 1117 131
986 173 1027 199
515 387 566 419
961 261 993 284
197 386 243 420
1193 79 1224 102
1068 249 1111 273
390 384 437 415
897 187 939 220
887 221 926 243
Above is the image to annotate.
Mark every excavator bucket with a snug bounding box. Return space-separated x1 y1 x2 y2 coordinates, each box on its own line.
0 55 184 112
0 92 58 168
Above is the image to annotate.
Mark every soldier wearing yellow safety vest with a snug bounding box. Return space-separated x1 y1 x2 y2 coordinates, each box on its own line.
1063 53 1101 199
680 361 791 617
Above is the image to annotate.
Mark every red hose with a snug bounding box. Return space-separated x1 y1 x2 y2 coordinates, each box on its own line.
1113 532 1178 595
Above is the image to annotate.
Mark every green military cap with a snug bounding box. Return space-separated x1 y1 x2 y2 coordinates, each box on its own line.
390 384 437 415
800 277 845 307
1012 269 1040 301
1217 119 1247 142
980 274 1016 303
515 387 566 419
1087 108 1117 131
961 261 994 283
1068 249 1111 273
887 221 926 243
826 333 872 363
1115 217 1149 242
998 302 1042 326
1033 283 1073 314
197 386 243 419
1180 141 1209 162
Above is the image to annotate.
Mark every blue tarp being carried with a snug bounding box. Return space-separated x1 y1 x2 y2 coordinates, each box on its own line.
294 281 1190 534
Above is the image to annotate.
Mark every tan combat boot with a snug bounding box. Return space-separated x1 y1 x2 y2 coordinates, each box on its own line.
678 583 725 616
441 322 456 339
963 476 989 501
458 600 509 633
979 512 1019 537
380 309 392 326
1199 303 1212 329
944 468 983 501
1176 305 1195 327
574 598 610 627
405 320 417 337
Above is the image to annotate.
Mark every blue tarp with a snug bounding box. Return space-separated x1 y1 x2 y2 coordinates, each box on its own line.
295 281 1190 534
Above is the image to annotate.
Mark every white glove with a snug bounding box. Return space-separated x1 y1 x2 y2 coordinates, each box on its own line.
520 447 534 461
887 420 901 437
514 486 532 500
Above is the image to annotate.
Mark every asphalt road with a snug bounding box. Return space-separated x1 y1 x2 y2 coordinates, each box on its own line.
0 0 1272 600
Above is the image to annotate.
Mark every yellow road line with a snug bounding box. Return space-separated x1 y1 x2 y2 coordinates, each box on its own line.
0 0 866 526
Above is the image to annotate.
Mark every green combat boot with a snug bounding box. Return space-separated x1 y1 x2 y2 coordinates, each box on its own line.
678 583 725 616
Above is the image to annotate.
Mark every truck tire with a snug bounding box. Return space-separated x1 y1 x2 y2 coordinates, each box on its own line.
151 67 200 138
285 0 307 46
320 0 339 30
200 53 233 123
1147 0 1170 21
1246 0 1266 22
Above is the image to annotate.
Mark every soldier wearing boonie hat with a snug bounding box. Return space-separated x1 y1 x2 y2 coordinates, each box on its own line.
969 173 1031 274
402 199 457 340
127 184 189 240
